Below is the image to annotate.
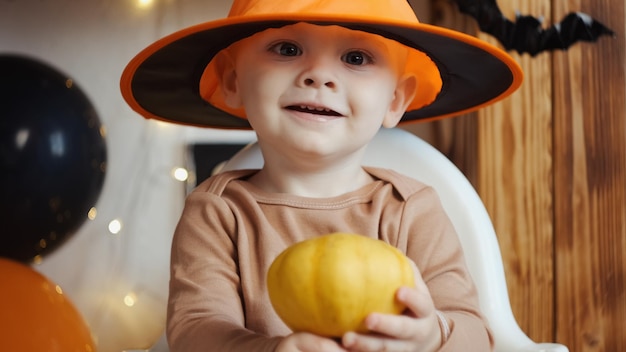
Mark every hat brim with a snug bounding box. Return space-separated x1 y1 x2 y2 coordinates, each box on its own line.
121 15 522 129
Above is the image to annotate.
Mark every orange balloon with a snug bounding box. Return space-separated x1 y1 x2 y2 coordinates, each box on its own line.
0 258 96 352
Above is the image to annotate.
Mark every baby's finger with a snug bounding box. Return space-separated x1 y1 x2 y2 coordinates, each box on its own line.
397 285 434 319
361 311 419 340
281 332 347 352
342 331 405 352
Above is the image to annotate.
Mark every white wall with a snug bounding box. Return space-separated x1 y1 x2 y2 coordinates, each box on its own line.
0 1 255 351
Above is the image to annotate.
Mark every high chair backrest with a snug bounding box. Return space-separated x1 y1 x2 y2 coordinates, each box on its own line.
219 127 568 352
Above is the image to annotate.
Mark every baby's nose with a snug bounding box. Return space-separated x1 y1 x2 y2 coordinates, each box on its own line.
303 77 336 89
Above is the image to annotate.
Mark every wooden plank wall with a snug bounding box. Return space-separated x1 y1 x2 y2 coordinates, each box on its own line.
408 0 625 350
552 0 625 349
476 0 557 343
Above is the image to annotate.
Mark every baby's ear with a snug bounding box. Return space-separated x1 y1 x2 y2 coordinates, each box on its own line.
382 74 417 128
214 50 242 108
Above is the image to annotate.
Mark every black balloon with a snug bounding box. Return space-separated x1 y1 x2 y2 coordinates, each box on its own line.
0 55 107 263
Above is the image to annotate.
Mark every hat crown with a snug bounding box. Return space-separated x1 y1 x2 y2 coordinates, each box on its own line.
228 0 419 23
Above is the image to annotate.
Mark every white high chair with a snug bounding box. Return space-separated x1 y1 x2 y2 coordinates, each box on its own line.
219 127 568 352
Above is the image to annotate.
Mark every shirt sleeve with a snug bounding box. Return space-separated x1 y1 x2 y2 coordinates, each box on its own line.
166 191 282 352
401 186 494 351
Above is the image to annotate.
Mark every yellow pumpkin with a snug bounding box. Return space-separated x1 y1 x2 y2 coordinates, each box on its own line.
266 232 415 337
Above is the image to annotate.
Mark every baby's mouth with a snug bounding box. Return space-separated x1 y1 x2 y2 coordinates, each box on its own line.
286 105 342 117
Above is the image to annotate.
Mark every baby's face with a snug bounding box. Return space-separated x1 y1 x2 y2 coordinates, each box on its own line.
220 22 415 160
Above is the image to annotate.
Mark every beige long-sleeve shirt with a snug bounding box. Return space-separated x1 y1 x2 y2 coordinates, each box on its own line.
167 167 493 351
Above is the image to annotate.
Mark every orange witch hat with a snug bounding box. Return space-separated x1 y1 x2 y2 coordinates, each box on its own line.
121 0 523 129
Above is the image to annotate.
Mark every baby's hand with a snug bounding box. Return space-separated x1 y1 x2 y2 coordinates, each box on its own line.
341 265 442 352
276 332 347 352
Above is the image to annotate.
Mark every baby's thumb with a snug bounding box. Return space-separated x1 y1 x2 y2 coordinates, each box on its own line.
402 259 435 317
408 259 428 292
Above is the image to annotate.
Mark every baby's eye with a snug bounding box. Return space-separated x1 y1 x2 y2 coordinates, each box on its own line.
270 42 302 56
342 50 373 66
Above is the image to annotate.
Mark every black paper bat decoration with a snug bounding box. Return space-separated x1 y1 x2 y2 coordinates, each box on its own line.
451 0 615 56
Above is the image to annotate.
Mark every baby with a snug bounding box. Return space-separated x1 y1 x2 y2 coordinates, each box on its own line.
121 0 522 351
